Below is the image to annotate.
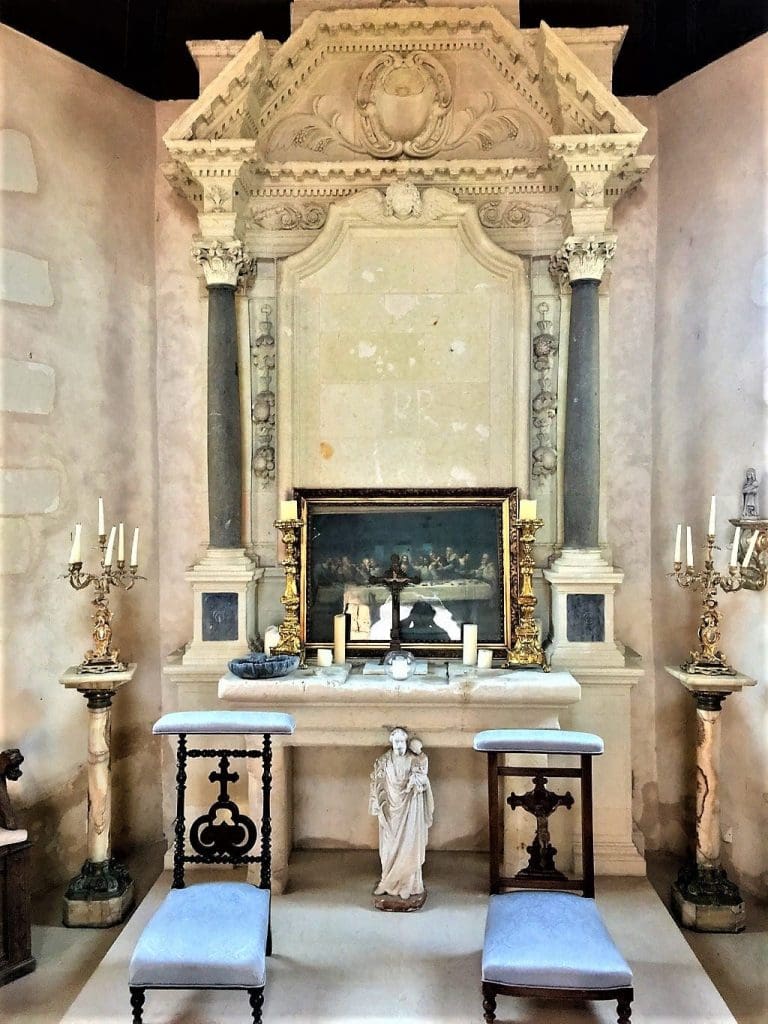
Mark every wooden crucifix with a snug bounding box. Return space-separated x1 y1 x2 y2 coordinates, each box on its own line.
507 772 574 879
369 554 421 651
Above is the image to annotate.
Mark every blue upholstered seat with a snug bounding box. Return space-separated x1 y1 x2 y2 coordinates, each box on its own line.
482 890 632 990
129 883 270 988
153 710 295 736
473 728 604 755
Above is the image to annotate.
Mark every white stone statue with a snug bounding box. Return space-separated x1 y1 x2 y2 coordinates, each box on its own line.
369 727 434 910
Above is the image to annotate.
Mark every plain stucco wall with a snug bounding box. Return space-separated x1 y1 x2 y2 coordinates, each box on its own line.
0 26 163 890
654 34 768 895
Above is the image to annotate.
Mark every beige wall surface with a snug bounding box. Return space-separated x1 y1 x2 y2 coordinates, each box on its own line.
654 34 768 896
0 26 163 889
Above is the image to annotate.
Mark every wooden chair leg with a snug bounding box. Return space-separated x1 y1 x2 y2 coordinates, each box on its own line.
482 983 497 1023
129 987 146 1024
266 920 273 957
617 992 632 1023
248 987 265 1024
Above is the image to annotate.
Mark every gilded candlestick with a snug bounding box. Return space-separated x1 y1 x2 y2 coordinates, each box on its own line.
671 532 744 675
505 517 549 671
67 532 143 674
273 517 304 662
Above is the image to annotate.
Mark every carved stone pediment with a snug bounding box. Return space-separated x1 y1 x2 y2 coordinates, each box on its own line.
163 8 653 258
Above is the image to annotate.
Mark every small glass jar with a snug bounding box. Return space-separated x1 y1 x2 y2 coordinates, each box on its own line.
383 649 415 681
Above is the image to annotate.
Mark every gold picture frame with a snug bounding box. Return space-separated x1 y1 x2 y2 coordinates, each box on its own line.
295 488 521 659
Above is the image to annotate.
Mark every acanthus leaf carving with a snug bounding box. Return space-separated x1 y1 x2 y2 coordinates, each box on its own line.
251 203 328 231
192 239 251 287
478 199 563 230
442 92 544 157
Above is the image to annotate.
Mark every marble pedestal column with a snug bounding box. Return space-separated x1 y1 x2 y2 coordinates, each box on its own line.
59 664 136 927
666 665 757 932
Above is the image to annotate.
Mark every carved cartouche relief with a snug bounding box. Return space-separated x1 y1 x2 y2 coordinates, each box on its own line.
356 52 452 159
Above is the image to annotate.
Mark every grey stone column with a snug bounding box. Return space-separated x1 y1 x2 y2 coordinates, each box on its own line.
193 240 249 548
552 238 615 549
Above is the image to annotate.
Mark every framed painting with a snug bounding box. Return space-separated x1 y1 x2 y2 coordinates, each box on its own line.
296 488 520 659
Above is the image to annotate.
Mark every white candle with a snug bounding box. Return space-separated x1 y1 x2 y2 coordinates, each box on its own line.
130 527 140 567
674 523 682 563
104 526 116 567
98 497 105 537
317 648 333 667
519 499 537 521
333 614 347 665
117 522 125 562
69 523 82 564
477 648 493 669
463 623 478 666
708 495 716 537
686 526 694 568
742 530 759 568
280 500 298 522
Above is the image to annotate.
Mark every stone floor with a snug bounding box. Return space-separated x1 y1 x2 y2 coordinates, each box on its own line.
2 849 764 1024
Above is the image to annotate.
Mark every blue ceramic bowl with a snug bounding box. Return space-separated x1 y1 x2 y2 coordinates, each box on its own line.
228 653 300 679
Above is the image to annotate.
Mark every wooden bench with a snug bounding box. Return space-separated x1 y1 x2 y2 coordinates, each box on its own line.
473 728 633 1024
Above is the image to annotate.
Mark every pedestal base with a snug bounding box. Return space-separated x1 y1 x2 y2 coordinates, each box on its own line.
63 858 135 928
671 865 745 933
373 888 427 912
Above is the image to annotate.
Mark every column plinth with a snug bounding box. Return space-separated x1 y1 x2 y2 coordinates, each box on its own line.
59 664 136 927
666 666 757 933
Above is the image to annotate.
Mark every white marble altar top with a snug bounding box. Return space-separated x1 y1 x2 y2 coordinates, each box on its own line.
216 663 581 746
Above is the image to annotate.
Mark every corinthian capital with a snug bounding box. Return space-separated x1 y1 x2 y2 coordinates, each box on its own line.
549 236 617 284
192 239 251 287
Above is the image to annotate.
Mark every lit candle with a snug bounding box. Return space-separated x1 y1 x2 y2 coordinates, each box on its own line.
729 527 741 567
519 499 537 521
68 523 82 564
674 523 682 564
742 530 759 568
477 648 493 669
333 613 347 665
118 522 125 563
104 525 116 567
463 623 478 666
130 527 140 567
686 526 694 568
280 500 298 522
708 495 716 537
317 648 333 667
98 496 105 537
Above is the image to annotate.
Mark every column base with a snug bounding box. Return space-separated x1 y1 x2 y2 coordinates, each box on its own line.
671 864 745 933
182 548 260 667
63 858 135 928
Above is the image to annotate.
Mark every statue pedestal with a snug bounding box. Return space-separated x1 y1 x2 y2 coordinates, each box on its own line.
59 664 136 927
665 665 757 933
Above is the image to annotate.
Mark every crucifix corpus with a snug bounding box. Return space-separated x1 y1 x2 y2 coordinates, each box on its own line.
369 554 421 652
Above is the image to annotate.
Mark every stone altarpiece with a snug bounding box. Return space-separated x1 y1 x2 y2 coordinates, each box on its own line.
162 1 654 888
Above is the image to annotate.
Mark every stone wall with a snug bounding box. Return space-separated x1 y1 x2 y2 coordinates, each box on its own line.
0 26 163 889
654 34 768 896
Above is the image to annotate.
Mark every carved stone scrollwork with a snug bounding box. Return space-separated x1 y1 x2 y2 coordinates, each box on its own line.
550 237 616 284
192 239 251 287
357 52 453 159
478 200 563 230
531 302 559 482
252 203 328 231
251 304 276 486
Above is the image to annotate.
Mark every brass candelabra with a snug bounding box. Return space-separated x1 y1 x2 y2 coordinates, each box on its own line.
273 517 304 661
672 532 744 675
505 517 549 671
67 533 143 674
